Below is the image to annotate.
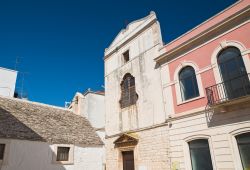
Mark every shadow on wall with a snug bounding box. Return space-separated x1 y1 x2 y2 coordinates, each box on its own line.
0 107 67 170
205 105 250 128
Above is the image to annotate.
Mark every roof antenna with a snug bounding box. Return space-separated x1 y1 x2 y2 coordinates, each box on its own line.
19 71 29 99
14 57 30 99
15 56 23 71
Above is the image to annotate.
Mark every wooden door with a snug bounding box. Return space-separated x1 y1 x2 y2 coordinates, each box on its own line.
122 151 134 170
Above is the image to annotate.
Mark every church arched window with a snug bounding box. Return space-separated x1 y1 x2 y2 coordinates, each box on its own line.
119 73 138 108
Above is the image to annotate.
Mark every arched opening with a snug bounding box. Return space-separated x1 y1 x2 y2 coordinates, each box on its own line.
179 66 200 101
217 47 250 99
188 139 213 170
119 73 138 108
236 132 250 170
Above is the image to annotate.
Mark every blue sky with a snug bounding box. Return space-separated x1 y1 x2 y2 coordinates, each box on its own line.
0 0 237 106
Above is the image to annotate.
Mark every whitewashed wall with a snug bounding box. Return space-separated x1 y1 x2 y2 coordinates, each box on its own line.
68 92 106 168
0 68 17 97
0 139 103 170
81 93 106 168
83 93 105 129
104 13 165 136
70 92 105 130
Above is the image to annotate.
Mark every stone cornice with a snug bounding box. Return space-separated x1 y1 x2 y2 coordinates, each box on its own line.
155 4 250 63
105 122 168 139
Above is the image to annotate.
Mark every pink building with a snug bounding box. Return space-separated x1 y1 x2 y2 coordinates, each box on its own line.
156 0 250 169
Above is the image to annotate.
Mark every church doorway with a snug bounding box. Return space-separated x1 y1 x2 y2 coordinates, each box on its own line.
122 151 135 170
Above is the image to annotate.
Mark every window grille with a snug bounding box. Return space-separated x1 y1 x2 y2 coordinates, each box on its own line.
120 74 138 108
56 147 70 161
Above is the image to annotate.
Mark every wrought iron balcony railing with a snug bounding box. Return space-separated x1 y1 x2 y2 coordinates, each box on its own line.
206 73 250 106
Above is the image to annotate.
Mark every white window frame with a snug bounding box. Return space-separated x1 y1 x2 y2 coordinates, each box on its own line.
52 144 74 165
174 61 204 105
183 135 217 170
229 127 250 170
211 40 250 84
0 139 10 166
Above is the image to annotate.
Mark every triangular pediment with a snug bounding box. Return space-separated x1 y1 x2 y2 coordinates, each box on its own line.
114 133 138 148
106 11 156 51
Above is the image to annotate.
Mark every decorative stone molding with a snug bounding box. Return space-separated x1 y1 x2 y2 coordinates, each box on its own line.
114 133 138 148
155 6 250 63
173 61 204 105
229 127 250 170
242 49 250 55
182 135 216 170
211 40 250 84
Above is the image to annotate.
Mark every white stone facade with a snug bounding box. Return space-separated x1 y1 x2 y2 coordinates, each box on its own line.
104 12 170 170
105 12 165 136
167 108 250 170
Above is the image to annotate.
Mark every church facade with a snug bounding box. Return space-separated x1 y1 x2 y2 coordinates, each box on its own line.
104 0 250 170
105 12 169 170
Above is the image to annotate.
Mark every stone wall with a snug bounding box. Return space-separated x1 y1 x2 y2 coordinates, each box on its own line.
106 125 170 170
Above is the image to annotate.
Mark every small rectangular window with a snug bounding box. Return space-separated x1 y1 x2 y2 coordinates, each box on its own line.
123 50 130 63
0 144 5 160
56 147 70 161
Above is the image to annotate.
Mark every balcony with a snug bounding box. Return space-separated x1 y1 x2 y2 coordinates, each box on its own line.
206 73 250 107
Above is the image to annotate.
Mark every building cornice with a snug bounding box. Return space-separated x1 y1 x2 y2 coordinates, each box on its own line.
105 122 168 139
155 3 250 63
